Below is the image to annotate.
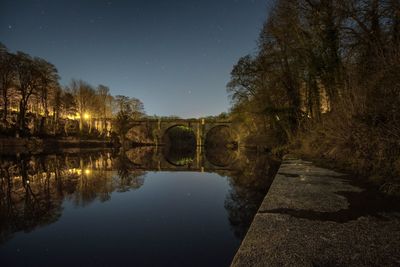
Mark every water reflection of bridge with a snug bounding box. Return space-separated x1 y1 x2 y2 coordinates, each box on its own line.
125 146 240 172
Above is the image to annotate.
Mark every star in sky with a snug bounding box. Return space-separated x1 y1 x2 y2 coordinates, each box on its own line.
0 0 268 118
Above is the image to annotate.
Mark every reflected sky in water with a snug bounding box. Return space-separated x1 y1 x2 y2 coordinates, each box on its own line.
0 147 279 266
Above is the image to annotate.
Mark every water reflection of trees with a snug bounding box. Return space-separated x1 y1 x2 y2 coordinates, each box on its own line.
219 151 281 239
124 146 280 240
0 151 146 243
0 147 280 246
0 156 63 244
114 150 145 193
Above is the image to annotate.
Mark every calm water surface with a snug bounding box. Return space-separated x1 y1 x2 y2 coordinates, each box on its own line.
0 147 280 266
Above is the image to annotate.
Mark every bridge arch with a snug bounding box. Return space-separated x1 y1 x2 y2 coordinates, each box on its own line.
204 124 238 148
125 122 154 144
161 124 197 146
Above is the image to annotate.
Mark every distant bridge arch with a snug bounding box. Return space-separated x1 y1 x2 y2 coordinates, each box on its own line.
161 124 196 144
204 124 238 147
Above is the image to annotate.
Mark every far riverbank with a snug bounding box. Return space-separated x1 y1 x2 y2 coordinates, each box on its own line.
0 137 118 155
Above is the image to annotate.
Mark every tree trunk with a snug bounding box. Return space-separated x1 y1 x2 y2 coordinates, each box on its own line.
79 117 83 134
17 100 27 137
2 87 8 123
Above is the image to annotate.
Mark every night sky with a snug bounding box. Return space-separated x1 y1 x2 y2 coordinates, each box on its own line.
1 0 270 118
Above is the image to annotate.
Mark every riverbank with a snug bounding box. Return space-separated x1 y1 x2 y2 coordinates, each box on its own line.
0 137 117 154
231 155 400 266
286 115 400 196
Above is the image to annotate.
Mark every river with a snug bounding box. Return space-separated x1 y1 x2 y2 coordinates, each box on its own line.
0 146 280 266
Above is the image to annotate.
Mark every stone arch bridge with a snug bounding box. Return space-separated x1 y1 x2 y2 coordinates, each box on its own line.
127 118 235 146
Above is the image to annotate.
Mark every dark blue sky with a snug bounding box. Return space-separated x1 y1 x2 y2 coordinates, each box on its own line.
1 0 270 118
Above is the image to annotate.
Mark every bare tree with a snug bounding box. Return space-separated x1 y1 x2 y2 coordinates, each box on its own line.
69 79 96 134
113 95 145 144
13 52 38 136
96 84 111 134
0 43 16 125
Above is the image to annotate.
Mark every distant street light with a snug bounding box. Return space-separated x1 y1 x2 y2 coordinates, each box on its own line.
84 113 90 120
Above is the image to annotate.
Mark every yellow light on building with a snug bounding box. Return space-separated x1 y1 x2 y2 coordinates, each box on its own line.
84 113 90 120
66 113 80 120
84 169 91 175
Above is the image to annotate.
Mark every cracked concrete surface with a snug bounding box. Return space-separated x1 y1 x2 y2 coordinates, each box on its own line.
231 157 400 267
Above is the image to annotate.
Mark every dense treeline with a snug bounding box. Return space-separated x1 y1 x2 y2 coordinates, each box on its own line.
0 43 144 138
228 0 400 183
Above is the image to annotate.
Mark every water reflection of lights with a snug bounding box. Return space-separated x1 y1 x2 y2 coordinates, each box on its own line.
12 176 22 181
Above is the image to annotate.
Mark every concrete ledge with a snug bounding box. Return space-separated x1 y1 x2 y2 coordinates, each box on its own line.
231 157 400 266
